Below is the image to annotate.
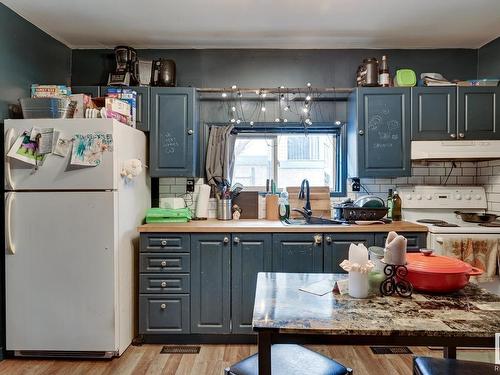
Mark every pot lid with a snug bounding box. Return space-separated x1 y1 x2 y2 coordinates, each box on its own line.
406 253 472 274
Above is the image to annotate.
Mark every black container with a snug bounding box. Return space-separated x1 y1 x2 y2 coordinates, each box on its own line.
151 59 176 87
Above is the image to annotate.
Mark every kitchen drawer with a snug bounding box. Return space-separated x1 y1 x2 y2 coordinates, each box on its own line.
140 233 190 253
140 273 190 294
139 294 190 334
140 253 190 273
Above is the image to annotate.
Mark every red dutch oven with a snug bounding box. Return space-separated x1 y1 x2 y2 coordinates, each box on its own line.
406 252 483 293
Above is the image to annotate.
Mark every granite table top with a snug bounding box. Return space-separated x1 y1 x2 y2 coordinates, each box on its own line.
252 272 500 339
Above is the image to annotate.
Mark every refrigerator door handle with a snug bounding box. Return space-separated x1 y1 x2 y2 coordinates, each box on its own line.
5 192 15 255
5 128 16 190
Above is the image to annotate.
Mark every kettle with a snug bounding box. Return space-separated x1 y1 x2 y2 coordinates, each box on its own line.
150 59 176 87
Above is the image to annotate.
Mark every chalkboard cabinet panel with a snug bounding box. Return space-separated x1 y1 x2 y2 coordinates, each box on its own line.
348 87 411 178
458 87 500 140
411 87 456 140
190 234 231 334
324 233 375 273
150 87 200 177
231 234 272 334
101 86 150 132
272 234 323 273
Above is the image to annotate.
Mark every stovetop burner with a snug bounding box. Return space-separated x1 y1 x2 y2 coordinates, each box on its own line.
433 223 460 227
416 219 448 225
479 222 500 227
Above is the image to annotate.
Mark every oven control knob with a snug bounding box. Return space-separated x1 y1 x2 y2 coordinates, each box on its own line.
406 194 412 200
464 194 471 200
475 194 482 200
455 194 462 200
416 194 422 200
425 194 432 200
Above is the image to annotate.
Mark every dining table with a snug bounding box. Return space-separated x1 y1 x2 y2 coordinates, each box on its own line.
252 272 500 375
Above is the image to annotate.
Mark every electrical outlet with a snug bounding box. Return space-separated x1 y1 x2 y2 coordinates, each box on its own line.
186 178 195 192
351 178 361 192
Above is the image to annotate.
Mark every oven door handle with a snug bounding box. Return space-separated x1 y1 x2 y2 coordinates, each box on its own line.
435 237 444 244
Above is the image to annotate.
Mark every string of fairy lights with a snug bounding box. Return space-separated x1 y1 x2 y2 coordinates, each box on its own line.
216 83 341 127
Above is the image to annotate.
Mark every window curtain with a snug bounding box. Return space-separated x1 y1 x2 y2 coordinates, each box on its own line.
205 125 236 189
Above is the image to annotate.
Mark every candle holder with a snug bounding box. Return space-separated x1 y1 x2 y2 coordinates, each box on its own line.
379 263 413 298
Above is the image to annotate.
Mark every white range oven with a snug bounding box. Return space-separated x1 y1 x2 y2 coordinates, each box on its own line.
399 185 500 294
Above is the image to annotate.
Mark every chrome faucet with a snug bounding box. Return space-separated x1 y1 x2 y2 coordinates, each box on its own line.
298 179 312 216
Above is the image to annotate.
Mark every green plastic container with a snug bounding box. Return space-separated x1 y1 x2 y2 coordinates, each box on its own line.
395 69 416 87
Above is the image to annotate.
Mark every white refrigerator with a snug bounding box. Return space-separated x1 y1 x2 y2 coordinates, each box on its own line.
4 119 150 358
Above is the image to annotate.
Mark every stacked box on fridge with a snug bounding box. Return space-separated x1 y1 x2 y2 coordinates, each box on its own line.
31 84 72 98
106 88 137 128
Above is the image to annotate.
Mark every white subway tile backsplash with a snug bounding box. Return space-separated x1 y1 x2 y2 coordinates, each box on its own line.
175 177 187 185
424 176 441 184
407 176 424 185
159 185 170 194
462 167 477 176
457 176 474 184
488 159 500 167
429 168 445 176
170 185 187 194
440 176 457 185
412 167 429 176
480 167 493 176
160 177 176 185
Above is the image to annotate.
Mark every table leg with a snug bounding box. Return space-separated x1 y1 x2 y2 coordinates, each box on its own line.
258 331 272 375
443 346 457 359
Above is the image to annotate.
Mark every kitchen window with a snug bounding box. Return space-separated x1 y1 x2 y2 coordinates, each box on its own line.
232 124 346 196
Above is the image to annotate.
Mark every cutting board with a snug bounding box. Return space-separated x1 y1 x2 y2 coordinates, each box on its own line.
287 186 331 219
232 191 259 219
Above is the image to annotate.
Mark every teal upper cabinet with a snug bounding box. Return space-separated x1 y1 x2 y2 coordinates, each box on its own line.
348 88 411 178
101 86 150 132
190 234 230 334
458 87 500 140
272 233 323 273
150 87 200 177
411 87 456 140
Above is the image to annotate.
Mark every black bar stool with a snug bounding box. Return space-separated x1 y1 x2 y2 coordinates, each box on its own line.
413 356 496 375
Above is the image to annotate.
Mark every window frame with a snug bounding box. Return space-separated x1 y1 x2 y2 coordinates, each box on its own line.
228 122 347 197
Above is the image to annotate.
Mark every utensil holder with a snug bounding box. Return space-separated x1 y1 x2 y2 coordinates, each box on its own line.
217 199 232 220
348 271 369 298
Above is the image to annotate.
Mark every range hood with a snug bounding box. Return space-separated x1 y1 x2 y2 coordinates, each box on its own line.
411 140 500 160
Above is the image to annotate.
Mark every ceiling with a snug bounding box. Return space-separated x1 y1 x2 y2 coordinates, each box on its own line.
4 0 500 49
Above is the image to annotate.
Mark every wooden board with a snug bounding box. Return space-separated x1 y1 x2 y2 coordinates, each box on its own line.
232 191 259 219
287 186 331 219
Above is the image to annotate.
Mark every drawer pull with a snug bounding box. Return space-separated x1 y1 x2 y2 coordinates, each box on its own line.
325 236 332 244
223 237 230 244
161 240 167 246
160 303 167 309
161 261 167 267
161 281 167 287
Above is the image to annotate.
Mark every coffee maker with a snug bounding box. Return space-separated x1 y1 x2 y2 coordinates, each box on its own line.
150 59 176 87
108 46 139 86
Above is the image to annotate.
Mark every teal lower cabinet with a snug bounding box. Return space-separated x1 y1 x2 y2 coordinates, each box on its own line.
231 234 272 334
374 232 426 252
272 233 324 273
324 233 375 273
190 234 231 334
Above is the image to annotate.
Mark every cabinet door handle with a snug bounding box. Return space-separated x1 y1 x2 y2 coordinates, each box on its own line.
5 192 15 255
325 236 332 244
161 281 167 288
223 237 230 244
450 133 456 139
458 133 465 139
187 129 194 135
313 234 322 245
358 130 365 136
161 240 167 246
233 237 240 244
161 261 167 267
160 303 167 309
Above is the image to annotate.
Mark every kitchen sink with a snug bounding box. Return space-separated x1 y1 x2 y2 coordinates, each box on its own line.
281 217 347 226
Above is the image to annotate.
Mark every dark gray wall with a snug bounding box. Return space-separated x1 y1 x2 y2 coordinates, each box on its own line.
0 4 71 122
478 37 500 78
72 48 477 88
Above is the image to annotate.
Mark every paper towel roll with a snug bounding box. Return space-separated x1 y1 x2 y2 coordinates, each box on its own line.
196 184 211 219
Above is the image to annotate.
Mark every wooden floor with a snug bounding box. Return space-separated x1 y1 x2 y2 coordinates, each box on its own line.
0 344 495 375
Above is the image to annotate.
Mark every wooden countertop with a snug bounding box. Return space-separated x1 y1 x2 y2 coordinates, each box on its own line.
138 219 427 233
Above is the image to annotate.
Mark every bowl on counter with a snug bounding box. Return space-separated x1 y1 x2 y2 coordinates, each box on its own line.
405 252 483 293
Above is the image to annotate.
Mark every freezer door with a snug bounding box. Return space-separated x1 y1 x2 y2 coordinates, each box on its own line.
4 119 116 190
5 191 118 352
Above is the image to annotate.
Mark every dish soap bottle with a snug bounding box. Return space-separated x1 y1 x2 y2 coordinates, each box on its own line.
278 191 290 220
392 190 402 221
386 188 393 220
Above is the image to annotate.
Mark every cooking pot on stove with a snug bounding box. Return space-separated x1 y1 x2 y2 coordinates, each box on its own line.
406 251 483 293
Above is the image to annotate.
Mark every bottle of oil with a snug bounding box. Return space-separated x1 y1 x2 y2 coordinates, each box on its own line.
379 55 390 87
386 189 394 220
392 190 402 221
